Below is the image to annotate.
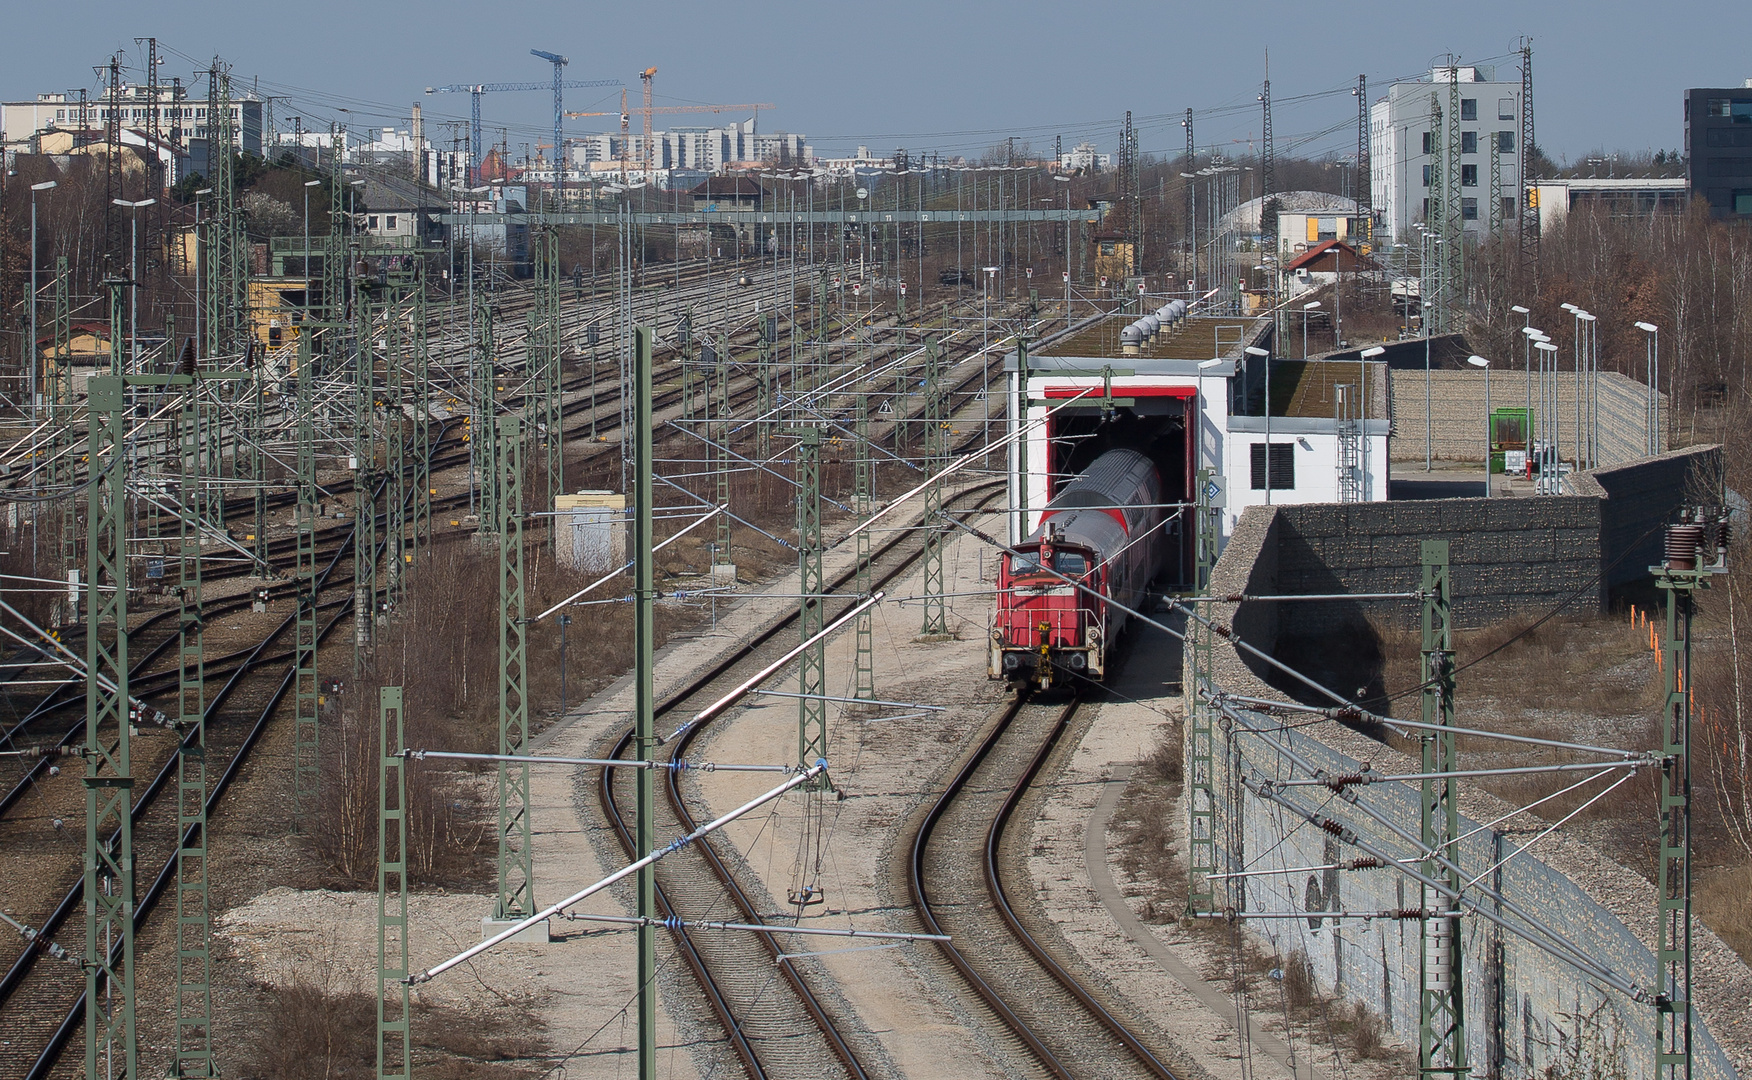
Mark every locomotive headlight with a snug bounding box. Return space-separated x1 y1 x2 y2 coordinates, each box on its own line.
1069 653 1088 670
1002 653 1021 671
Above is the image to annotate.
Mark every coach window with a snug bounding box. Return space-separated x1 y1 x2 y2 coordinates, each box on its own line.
1250 443 1295 490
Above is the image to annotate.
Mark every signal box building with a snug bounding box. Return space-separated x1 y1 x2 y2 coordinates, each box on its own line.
1007 310 1390 584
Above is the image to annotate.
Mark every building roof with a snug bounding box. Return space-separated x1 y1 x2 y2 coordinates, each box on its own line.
1218 190 1362 235
1281 239 1380 274
689 176 767 199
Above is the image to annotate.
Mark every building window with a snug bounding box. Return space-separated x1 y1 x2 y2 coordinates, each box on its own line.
1250 443 1295 490
1461 98 1478 121
1422 132 1432 154
1501 196 1517 221
1499 97 1515 120
367 215 378 229
1422 164 1431 188
1099 241 1115 256
1708 99 1752 122
1461 131 1478 154
1735 190 1752 215
1422 198 1430 219
386 215 396 229
1461 164 1478 186
1498 130 1516 154
1462 197 1479 220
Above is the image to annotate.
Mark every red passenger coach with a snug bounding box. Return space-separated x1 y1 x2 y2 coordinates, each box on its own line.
989 449 1163 686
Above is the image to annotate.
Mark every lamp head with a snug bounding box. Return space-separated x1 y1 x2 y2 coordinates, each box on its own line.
1510 305 1529 314
1361 346 1386 359
1535 341 1559 353
31 180 57 191
1635 321 1658 333
1302 300 1321 310
1577 312 1596 322
1560 303 1577 312
305 179 322 187
1466 355 1489 368
1197 358 1225 369
1244 346 1270 357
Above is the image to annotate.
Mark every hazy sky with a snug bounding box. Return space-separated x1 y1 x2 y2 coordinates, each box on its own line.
6 1 1748 166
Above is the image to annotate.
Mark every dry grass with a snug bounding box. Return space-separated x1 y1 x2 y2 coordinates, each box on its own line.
233 975 542 1080
1113 723 1184 923
1699 862 1752 965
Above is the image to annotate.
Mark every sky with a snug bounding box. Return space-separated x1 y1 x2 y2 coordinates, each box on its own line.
5 1 1749 167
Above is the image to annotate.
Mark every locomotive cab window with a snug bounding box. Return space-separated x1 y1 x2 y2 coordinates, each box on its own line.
1250 443 1296 490
1055 552 1088 576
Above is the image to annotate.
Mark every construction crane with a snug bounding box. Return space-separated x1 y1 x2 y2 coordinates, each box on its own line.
565 71 774 183
530 49 571 176
426 65 620 185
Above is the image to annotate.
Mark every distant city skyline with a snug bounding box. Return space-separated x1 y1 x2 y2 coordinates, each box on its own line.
4 0 1747 168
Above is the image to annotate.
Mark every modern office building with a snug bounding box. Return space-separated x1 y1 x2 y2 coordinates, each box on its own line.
1684 82 1752 217
1370 65 1525 241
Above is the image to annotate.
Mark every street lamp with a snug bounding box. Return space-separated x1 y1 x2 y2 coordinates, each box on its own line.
1635 322 1659 455
193 188 213 351
1360 346 1386 499
1052 174 1072 312
303 178 322 283
1534 340 1561 489
28 180 56 422
1301 299 1321 361
112 197 156 370
1576 311 1596 468
1245 345 1273 502
1196 357 1225 453
1467 355 1492 498
1511 306 1532 453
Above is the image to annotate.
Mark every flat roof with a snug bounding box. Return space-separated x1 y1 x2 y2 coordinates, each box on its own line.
1032 312 1266 363
1273 359 1389 420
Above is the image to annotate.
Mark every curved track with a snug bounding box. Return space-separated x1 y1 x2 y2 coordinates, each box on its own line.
911 691 1181 1080
597 478 1007 1080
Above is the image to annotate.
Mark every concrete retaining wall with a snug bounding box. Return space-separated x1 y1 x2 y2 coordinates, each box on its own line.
1273 496 1605 634
1388 369 1666 467
1183 446 1743 1077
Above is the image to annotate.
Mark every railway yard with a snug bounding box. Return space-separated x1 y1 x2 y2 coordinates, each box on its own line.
4 45 1751 1080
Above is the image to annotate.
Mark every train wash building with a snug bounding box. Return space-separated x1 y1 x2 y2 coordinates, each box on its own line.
1006 306 1389 585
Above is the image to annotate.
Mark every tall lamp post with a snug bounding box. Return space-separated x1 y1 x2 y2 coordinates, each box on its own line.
28 180 57 422
1301 299 1321 361
1511 305 1531 454
302 178 322 283
1636 321 1659 455
1576 310 1596 468
112 197 157 370
1534 340 1560 489
1361 345 1386 499
1467 354 1492 498
1196 357 1225 463
1245 345 1272 502
1052 174 1072 312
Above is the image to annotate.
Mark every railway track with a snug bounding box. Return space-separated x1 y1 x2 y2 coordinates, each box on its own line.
909 690 1180 1080
0 267 1065 1076
599 477 1008 1080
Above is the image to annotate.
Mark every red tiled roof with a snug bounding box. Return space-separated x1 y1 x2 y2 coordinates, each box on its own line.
1281 239 1379 273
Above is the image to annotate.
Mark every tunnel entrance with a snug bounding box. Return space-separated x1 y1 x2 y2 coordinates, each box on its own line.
1042 387 1195 586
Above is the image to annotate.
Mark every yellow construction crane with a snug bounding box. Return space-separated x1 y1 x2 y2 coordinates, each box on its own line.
565 68 773 183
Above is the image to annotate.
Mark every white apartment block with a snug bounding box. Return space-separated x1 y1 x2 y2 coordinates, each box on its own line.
3 84 263 156
1370 65 1523 242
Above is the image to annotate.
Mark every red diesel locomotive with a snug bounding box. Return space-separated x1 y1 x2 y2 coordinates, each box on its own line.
989 449 1163 686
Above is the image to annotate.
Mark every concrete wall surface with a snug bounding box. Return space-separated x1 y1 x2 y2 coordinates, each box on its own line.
1185 450 1748 1076
1273 496 1605 632
1217 706 1743 1079
1577 445 1724 588
1388 368 1666 467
